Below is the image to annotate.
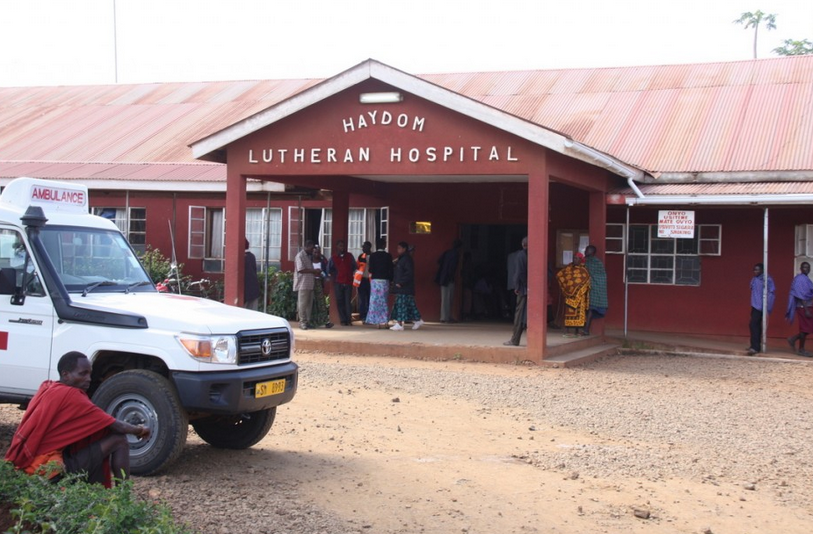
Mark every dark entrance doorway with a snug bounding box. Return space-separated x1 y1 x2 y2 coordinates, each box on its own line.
459 224 526 321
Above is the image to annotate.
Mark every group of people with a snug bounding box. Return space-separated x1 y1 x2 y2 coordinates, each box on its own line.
292 238 424 332
749 261 813 357
504 239 608 346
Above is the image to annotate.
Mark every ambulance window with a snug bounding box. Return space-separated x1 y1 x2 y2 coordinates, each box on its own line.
0 230 44 297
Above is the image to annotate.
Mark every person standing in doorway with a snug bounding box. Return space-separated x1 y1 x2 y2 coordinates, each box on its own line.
506 241 523 321
293 240 320 330
504 236 528 346
356 241 372 322
748 263 776 355
786 262 813 356
581 245 607 336
435 239 462 323
244 239 261 311
390 241 424 331
365 237 394 328
328 240 357 326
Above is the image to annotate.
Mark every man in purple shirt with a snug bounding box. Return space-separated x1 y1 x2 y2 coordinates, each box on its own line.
785 262 813 356
748 263 775 355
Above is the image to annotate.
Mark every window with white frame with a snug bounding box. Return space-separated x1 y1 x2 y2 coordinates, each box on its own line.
188 206 225 271
616 223 721 286
246 208 282 268
318 209 333 258
288 207 389 260
93 207 147 253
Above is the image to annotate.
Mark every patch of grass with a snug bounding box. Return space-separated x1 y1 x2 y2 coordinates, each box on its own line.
0 461 194 534
621 339 655 350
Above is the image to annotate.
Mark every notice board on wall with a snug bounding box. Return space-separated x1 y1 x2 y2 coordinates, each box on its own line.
658 210 695 238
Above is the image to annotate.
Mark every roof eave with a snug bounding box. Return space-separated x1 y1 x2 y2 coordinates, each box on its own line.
190 59 646 181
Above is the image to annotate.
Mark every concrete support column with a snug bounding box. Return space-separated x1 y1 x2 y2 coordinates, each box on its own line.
589 190 607 336
331 190 350 247
526 156 549 362
224 170 247 307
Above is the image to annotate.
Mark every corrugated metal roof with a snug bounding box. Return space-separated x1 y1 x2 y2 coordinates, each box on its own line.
0 161 225 182
424 56 813 174
609 182 813 196
0 56 811 178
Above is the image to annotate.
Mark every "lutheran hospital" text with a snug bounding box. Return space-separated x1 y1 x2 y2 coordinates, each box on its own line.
247 145 518 165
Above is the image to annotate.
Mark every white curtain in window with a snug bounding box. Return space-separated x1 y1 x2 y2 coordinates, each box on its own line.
348 209 365 257
267 209 282 261
318 209 332 257
210 209 224 258
365 209 377 245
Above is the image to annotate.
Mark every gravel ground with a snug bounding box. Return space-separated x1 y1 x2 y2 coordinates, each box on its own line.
2 352 812 533
296 352 813 507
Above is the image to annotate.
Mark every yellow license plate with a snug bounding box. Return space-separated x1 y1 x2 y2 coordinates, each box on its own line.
255 379 286 398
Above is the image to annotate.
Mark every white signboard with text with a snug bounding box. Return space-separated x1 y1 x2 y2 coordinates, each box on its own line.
658 210 695 238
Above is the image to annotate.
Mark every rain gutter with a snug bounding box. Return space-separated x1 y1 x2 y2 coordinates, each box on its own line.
625 194 813 206
563 141 646 198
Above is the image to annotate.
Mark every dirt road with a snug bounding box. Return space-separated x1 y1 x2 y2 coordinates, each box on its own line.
2 351 812 533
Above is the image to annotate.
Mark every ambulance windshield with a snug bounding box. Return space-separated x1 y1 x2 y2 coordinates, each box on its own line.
38 226 154 293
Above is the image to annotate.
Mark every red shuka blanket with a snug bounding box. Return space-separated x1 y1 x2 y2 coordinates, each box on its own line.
5 380 115 484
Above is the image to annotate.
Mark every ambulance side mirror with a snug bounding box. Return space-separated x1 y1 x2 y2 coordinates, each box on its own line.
0 268 16 296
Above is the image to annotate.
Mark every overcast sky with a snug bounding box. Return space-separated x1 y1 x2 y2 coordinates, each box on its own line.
0 0 811 86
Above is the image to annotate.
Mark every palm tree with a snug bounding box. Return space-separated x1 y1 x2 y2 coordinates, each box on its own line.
733 10 777 59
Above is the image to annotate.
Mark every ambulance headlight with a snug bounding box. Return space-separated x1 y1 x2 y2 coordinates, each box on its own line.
177 335 238 364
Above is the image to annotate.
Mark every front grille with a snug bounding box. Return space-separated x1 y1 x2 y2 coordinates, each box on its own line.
237 327 291 365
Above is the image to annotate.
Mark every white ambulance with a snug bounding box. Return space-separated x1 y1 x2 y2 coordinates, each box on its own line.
0 178 298 475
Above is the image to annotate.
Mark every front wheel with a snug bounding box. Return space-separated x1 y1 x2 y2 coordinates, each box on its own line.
92 370 189 476
192 407 276 449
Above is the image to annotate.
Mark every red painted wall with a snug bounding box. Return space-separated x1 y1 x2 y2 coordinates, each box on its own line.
605 206 813 340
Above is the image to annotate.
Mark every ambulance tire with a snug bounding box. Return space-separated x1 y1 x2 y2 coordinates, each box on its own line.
191 407 276 449
92 370 189 476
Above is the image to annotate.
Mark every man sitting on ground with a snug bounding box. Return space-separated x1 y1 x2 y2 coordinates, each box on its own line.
5 351 150 487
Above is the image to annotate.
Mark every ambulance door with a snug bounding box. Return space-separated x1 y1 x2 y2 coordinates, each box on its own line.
0 227 55 396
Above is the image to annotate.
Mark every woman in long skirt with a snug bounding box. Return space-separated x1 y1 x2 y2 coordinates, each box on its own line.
364 237 393 328
390 241 424 331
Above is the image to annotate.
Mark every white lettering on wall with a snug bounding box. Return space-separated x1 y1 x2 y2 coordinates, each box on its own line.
342 109 425 133
247 145 520 165
342 117 355 133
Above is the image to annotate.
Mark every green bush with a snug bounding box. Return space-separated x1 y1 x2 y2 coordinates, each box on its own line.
0 461 194 533
137 247 184 284
260 268 297 320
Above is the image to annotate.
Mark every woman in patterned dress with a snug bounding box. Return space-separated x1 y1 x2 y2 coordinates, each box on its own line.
390 241 424 331
364 237 393 328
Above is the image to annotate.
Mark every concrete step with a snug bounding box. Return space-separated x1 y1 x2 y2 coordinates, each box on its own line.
541 343 620 368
